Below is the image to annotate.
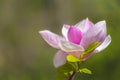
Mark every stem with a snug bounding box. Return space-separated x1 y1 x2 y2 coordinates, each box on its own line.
68 71 76 80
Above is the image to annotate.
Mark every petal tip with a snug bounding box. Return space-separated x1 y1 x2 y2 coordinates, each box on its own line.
108 35 112 42
86 17 91 22
86 17 89 20
39 30 48 34
101 20 106 24
38 31 43 35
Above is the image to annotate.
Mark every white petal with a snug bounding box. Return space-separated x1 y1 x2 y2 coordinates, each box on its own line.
53 50 67 68
75 18 93 33
62 24 70 40
59 40 84 52
39 30 63 49
95 35 111 53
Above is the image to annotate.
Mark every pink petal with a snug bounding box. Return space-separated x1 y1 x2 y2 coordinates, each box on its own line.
75 18 93 33
53 50 68 68
39 30 63 49
80 21 106 48
68 26 83 44
62 24 70 40
59 40 84 52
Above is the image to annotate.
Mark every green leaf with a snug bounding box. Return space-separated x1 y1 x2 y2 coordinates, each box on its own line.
84 42 100 54
57 63 73 73
79 68 92 74
57 63 74 80
67 55 80 62
69 62 79 71
56 72 68 80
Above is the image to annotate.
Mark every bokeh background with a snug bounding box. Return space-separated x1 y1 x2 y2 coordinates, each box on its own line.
0 0 120 80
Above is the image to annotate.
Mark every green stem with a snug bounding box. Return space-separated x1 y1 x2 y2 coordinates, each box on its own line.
68 62 81 80
68 71 76 80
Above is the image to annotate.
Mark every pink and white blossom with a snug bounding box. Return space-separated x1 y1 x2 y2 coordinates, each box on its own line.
39 18 111 68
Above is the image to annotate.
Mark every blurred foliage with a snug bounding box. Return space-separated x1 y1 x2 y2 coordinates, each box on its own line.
0 0 120 80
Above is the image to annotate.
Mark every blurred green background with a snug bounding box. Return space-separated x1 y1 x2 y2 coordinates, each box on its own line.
0 0 120 80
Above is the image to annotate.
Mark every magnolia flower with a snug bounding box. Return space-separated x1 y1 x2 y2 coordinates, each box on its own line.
39 18 111 68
